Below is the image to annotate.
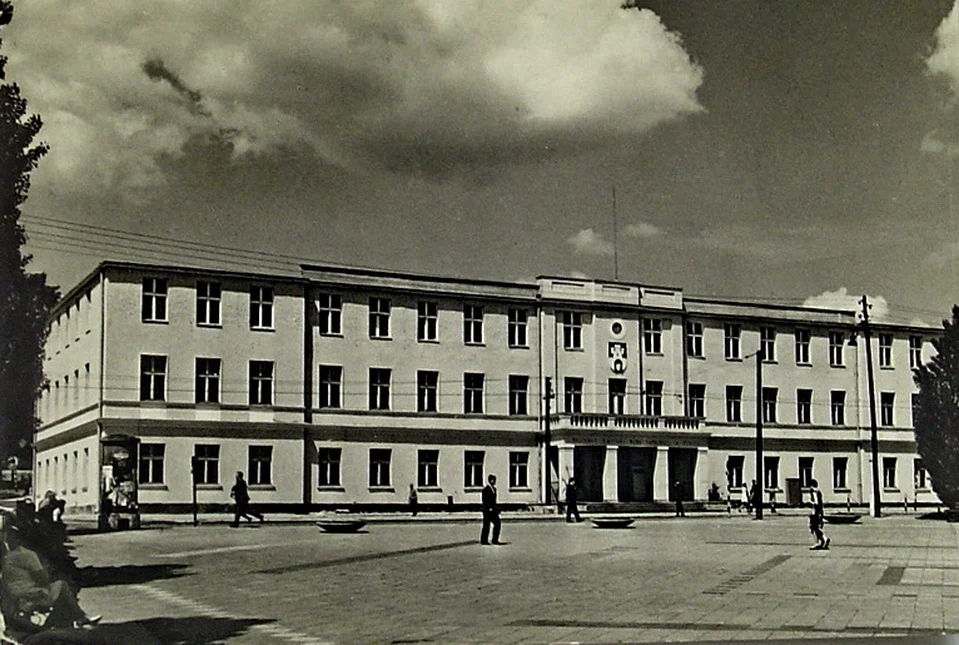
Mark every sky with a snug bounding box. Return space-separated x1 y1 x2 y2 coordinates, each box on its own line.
5 0 959 327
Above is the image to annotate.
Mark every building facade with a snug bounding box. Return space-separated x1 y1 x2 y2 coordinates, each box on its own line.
36 261 939 514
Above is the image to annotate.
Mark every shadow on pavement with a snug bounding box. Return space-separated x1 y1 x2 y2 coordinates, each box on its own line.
78 563 192 588
22 616 273 644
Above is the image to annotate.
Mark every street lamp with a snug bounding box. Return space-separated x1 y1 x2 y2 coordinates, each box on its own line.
745 347 764 520
849 296 882 518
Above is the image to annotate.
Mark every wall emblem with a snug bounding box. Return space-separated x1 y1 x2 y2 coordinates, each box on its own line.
608 342 627 374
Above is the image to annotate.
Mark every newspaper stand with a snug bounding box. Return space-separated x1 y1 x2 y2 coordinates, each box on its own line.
98 434 141 531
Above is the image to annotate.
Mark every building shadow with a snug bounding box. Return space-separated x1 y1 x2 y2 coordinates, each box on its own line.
78 563 192 588
23 616 275 644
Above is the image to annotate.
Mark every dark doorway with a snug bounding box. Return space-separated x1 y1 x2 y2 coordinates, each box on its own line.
668 448 697 501
573 446 606 502
618 447 656 502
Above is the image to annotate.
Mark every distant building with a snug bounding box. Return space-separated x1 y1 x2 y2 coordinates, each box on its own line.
36 261 938 514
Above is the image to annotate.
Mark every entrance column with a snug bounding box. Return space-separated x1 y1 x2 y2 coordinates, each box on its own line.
694 447 709 502
654 446 670 502
603 446 619 502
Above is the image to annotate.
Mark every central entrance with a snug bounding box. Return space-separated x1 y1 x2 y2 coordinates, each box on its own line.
668 447 697 501
572 446 605 502
617 447 656 502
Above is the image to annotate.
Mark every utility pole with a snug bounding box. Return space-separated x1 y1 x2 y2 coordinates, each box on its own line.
861 296 882 518
755 348 763 520
543 377 554 508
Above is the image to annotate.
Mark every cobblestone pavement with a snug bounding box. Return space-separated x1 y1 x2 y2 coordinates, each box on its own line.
64 513 959 644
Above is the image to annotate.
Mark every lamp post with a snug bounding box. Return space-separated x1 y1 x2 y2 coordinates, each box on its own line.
859 297 882 518
746 348 763 520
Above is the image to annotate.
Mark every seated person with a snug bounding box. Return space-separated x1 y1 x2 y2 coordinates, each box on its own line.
1 524 99 630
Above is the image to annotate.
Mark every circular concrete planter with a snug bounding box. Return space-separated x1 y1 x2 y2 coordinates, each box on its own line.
590 517 635 529
317 520 367 533
824 513 861 524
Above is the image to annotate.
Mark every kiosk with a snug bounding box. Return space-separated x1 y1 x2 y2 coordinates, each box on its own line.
98 434 141 531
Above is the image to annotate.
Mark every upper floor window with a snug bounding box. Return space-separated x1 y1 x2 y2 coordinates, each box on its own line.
909 336 922 369
319 365 342 409
196 281 221 326
195 357 221 404
417 370 438 413
878 333 893 368
796 389 812 425
319 294 342 336
564 377 584 414
644 380 663 416
760 326 776 362
369 297 391 339
794 329 811 365
761 387 778 423
562 311 583 350
509 375 529 416
687 384 705 418
369 368 391 410
463 305 484 345
685 321 703 358
250 286 274 330
417 301 438 342
726 385 743 422
249 360 274 405
142 278 168 322
829 331 845 367
608 378 627 415
464 372 485 414
139 355 167 401
508 308 529 348
724 324 741 360
880 391 895 426
643 319 662 354
830 390 846 426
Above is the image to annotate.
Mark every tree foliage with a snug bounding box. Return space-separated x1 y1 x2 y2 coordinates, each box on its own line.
0 1 59 462
913 305 959 508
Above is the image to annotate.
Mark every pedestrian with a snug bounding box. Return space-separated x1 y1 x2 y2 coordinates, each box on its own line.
740 485 750 514
808 478 829 550
480 474 502 545
408 483 418 517
674 481 686 517
565 477 582 523
749 479 760 515
230 471 264 527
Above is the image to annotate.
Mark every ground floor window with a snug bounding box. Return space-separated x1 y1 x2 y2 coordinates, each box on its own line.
763 456 779 489
194 444 219 485
318 448 341 487
726 455 744 488
832 457 847 490
139 443 165 485
465 450 485 488
509 452 529 489
883 457 897 489
915 459 928 490
369 449 392 487
798 457 813 488
248 445 272 485
418 449 439 488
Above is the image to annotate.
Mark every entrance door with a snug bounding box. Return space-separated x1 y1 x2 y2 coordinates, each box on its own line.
573 446 606 502
668 448 698 501
618 447 656 502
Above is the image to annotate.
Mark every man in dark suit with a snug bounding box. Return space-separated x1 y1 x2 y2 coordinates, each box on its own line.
480 474 501 545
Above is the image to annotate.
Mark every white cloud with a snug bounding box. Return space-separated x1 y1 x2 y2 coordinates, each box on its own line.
927 1 959 93
622 221 663 238
923 241 959 267
921 132 959 158
568 228 614 256
802 287 890 320
5 0 704 199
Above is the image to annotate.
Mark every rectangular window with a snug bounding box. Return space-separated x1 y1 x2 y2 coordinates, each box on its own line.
687 384 705 418
879 333 893 368
724 323 741 360
142 277 168 322
829 331 845 367
319 294 342 336
833 457 848 490
831 390 846 426
196 281 221 326
685 321 704 358
369 448 392 487
508 308 529 348
564 377 584 414
417 301 438 342
138 444 165 485
194 444 219 485
249 360 274 405
644 380 663 416
139 355 167 401
369 297 391 338
726 385 743 422
795 329 811 364
726 455 744 488
369 368 391 410
796 389 812 425
760 326 776 362
909 336 922 369
319 365 342 409
883 457 897 489
608 378 627 415
318 448 341 487
562 311 583 350
418 449 439 488
762 387 778 423
464 450 485 488
195 357 221 404
248 445 272 485
880 392 895 426
417 370 438 413
915 459 928 490
764 456 779 489
798 457 814 488
250 286 274 329
509 452 529 489
463 305 484 344
643 318 662 354
509 375 529 416
464 373 485 414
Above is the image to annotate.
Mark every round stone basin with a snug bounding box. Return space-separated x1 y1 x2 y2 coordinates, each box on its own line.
824 513 861 525
590 517 635 529
317 519 367 533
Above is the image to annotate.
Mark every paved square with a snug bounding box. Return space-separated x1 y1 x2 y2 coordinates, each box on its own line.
67 513 959 643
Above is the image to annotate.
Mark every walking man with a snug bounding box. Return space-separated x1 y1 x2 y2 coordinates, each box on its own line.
408 483 419 517
808 478 829 550
230 471 264 527
565 477 582 523
674 481 686 517
480 474 502 545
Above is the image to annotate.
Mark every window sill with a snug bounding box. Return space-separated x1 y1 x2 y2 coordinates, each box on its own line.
250 327 276 333
368 487 395 493
883 487 900 493
688 354 705 360
369 335 392 341
249 484 275 491
141 319 169 325
564 347 584 352
509 487 532 492
317 486 345 492
645 352 664 357
417 338 439 344
725 357 742 362
320 332 344 338
829 364 846 369
796 362 813 367
508 345 530 350
417 487 443 493
464 487 484 493
834 488 851 493
140 484 168 491
917 487 931 493
197 323 222 329
196 484 223 491
464 342 486 347
317 406 343 411
762 359 777 365
879 366 895 371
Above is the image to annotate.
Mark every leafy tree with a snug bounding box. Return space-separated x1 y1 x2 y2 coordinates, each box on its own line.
913 305 959 508
0 1 59 465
